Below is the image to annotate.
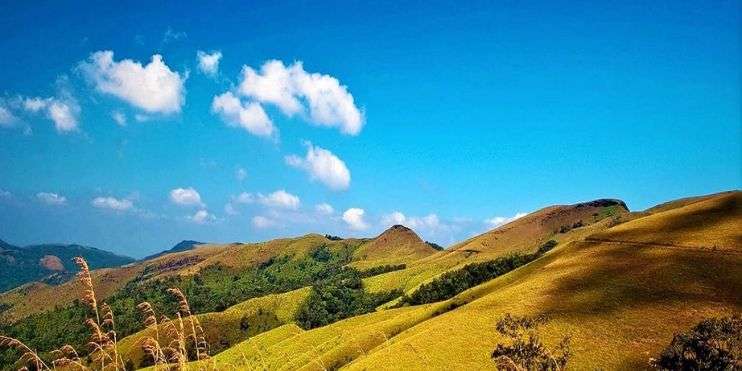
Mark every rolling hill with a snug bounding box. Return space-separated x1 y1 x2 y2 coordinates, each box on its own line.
0 191 739 370
0 240 134 293
171 191 739 370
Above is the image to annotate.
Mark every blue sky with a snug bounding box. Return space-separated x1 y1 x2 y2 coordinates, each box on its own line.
0 0 739 257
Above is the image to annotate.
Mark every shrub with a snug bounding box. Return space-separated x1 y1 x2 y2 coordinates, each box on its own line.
652 315 741 370
491 313 570 371
296 268 402 329
426 241 445 251
359 264 406 278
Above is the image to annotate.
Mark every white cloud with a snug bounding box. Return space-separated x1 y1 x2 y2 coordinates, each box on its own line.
285 142 350 191
36 192 67 206
169 187 204 207
112 111 126 126
257 190 300 210
197 50 222 77
237 60 364 135
343 208 368 231
235 167 247 181
484 212 528 229
22 96 80 132
80 50 185 114
0 189 12 199
0 106 17 127
315 203 334 215
252 215 276 229
381 211 407 226
190 209 216 224
91 196 133 211
212 92 275 138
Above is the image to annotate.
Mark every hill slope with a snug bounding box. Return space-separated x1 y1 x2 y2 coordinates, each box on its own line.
186 191 740 370
0 241 134 293
350 225 438 270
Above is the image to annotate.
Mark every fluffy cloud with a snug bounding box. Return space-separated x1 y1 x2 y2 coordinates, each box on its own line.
237 60 363 135
23 96 80 132
225 190 300 215
315 203 334 215
285 142 350 191
169 187 204 207
212 92 275 137
197 50 222 77
257 190 300 210
0 189 12 199
343 208 368 231
36 192 67 206
484 212 528 229
91 196 133 211
80 50 185 114
252 215 276 229
111 111 126 126
190 209 216 224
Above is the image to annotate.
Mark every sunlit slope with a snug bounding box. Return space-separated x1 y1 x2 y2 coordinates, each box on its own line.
589 191 740 250
350 225 438 270
364 199 629 294
118 288 311 368
346 191 741 370
0 235 364 322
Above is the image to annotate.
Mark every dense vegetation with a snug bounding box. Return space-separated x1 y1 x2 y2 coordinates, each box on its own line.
653 315 741 370
491 313 571 370
0 243 362 369
396 240 557 306
296 268 402 329
359 264 406 278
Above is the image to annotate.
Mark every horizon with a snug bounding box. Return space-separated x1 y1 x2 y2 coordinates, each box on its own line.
0 1 739 258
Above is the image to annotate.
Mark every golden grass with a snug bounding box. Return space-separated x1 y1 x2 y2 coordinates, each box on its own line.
165 191 740 370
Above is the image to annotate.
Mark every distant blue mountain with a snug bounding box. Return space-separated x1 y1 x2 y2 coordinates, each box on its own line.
142 240 204 260
0 239 134 293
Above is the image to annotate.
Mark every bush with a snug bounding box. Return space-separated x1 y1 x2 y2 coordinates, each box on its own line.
652 315 741 370
396 240 559 307
359 264 406 278
492 313 570 371
426 241 445 251
295 268 402 329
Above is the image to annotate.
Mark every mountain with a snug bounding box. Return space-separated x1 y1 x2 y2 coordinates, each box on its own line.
350 225 439 270
0 241 134 293
0 192 738 370
142 240 204 260
180 191 740 370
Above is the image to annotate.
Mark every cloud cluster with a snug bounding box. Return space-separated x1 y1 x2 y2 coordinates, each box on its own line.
212 92 275 137
91 196 134 211
80 51 185 114
212 60 363 138
226 190 300 215
0 106 17 128
285 142 350 191
197 51 222 77
315 203 334 215
169 187 204 207
36 192 67 206
22 95 80 132
342 208 368 231
189 209 216 224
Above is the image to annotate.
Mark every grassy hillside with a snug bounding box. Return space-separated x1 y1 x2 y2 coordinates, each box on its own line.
0 241 134 293
363 199 629 295
350 225 437 270
174 191 739 370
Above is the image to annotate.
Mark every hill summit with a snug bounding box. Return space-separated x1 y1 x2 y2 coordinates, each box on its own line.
351 224 439 270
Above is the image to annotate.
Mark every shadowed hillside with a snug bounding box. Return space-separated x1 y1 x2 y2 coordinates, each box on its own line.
169 191 739 370
0 241 134 293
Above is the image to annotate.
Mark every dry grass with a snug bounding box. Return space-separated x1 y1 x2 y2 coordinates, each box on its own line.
0 256 212 371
